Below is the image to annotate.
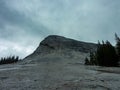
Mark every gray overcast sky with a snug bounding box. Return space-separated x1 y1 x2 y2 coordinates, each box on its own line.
0 0 120 58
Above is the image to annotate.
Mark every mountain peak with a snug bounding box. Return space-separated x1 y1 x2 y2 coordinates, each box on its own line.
23 35 97 63
34 35 97 53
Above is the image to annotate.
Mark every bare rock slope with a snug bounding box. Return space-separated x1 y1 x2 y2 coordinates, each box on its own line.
35 35 97 53
1 35 120 90
24 35 97 63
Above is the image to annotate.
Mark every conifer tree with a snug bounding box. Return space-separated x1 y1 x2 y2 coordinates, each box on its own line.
85 57 90 65
97 41 119 66
115 33 120 60
0 56 20 65
85 40 119 67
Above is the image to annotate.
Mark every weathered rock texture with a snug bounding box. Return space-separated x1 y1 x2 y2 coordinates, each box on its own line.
35 35 97 53
0 35 120 90
24 35 97 63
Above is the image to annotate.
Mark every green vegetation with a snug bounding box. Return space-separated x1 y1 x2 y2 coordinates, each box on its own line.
115 33 120 61
85 34 120 67
0 56 20 65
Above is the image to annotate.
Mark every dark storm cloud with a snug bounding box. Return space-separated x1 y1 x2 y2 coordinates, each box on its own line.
0 0 51 41
0 1 25 25
0 0 120 58
0 0 52 58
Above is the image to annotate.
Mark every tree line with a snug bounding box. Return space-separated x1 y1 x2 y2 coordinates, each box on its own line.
0 56 20 65
85 34 120 67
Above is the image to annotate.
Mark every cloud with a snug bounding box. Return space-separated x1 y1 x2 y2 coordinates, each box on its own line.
0 39 35 58
0 0 120 58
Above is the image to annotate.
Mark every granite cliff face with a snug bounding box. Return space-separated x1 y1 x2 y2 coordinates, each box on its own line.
34 35 97 54
1 35 120 90
24 35 97 63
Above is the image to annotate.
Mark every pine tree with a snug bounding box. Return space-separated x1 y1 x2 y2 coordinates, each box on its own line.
115 33 120 61
85 40 119 67
0 56 20 65
96 41 119 66
85 57 90 65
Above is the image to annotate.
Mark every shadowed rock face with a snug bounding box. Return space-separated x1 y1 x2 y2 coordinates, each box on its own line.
34 35 97 54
